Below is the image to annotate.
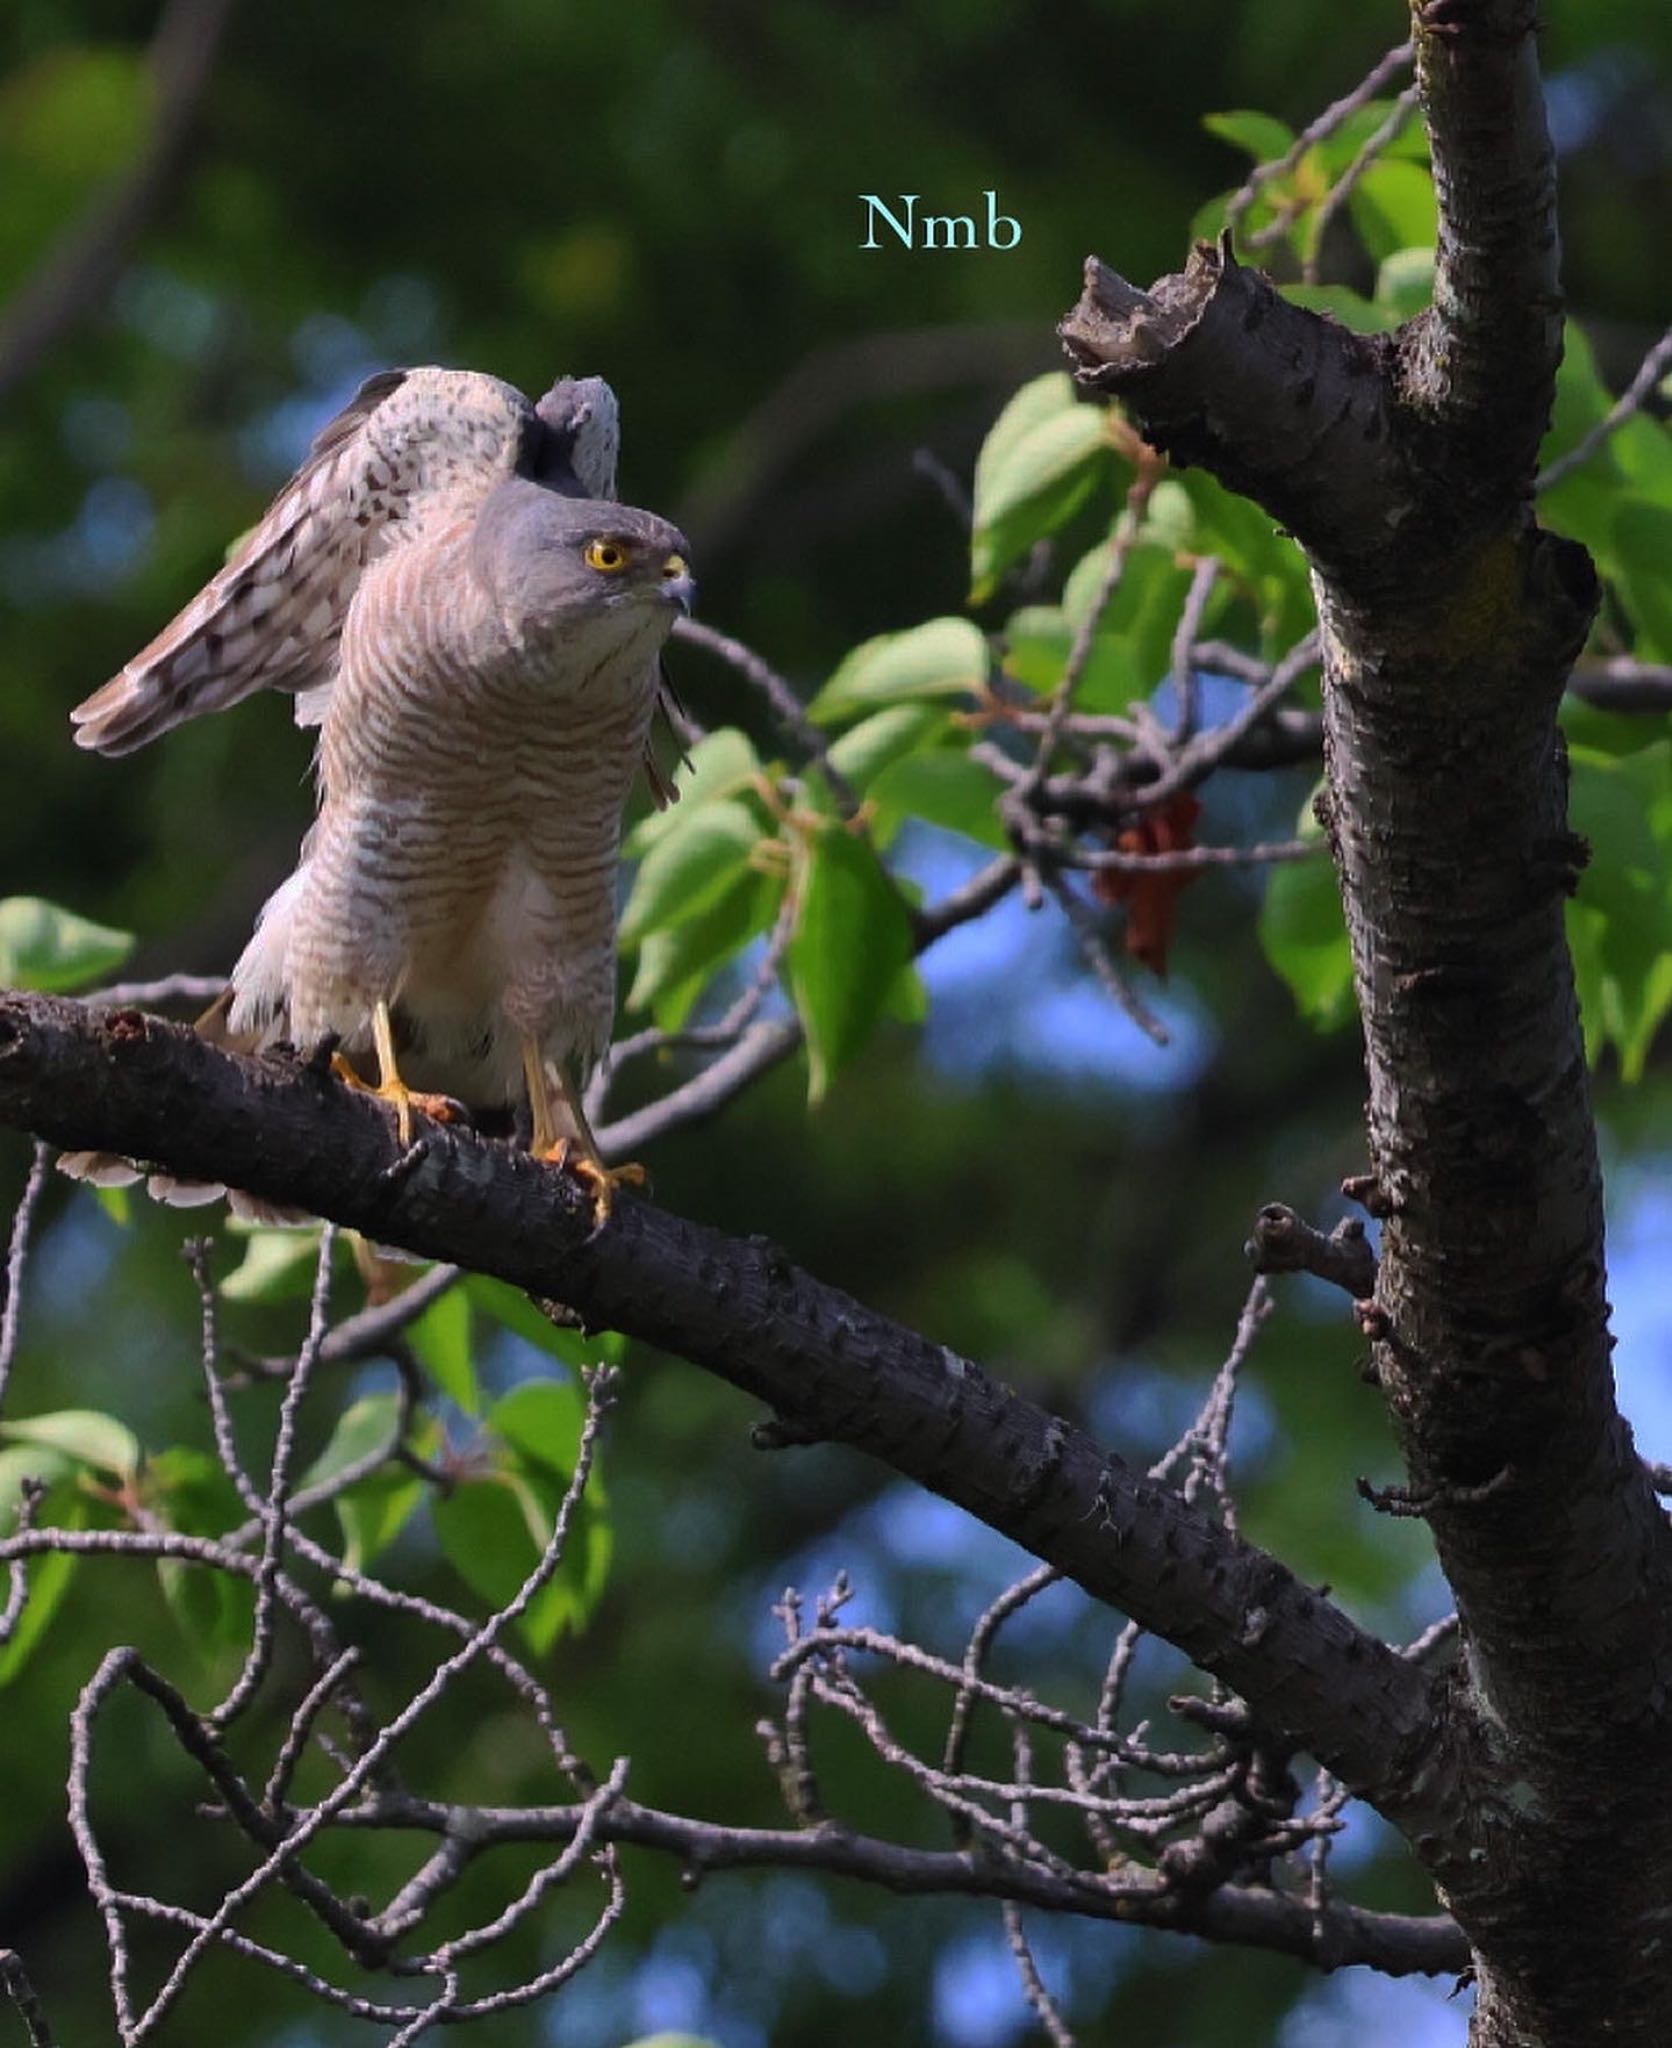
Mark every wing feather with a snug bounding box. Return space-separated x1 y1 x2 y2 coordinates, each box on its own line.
71 366 541 755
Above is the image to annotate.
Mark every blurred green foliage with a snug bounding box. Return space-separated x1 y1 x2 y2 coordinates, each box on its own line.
1 2 1670 2045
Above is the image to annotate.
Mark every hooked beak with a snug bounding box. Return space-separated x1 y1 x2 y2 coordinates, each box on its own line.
660 552 696 617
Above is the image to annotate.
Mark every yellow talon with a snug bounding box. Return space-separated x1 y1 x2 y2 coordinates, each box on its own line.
332 1004 459 1145
523 1035 645 1222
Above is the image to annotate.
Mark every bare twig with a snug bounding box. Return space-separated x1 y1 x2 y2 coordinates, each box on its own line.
1302 86 1423 283
1538 323 1672 491
673 615 862 818
0 1142 51 1409
1225 42 1416 243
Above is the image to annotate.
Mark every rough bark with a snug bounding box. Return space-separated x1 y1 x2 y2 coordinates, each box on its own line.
1061 1 1672 2039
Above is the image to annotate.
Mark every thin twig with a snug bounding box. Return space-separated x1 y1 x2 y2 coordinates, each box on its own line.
1538 322 1672 491
1224 42 1415 241
1302 86 1423 283
673 616 862 819
0 1143 51 1409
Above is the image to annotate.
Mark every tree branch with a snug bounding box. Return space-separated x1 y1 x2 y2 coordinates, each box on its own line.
334 1791 1470 1978
0 989 1446 1821
1059 6 1672 2036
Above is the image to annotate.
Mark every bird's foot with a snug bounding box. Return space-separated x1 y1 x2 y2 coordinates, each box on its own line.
330 1052 462 1146
538 1140 648 1223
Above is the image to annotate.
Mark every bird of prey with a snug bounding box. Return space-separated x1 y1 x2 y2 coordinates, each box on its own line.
65 367 693 1212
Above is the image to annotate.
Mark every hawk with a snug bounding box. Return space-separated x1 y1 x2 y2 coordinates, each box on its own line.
65 368 693 1211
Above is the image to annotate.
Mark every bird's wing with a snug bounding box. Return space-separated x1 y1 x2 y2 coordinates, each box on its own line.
71 366 545 755
532 375 621 499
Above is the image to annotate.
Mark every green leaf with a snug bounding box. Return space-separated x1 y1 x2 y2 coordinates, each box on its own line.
219 1225 328 1303
1258 810 1353 1030
627 865 782 1028
333 1468 428 1579
434 1452 611 1652
620 797 764 948
627 727 763 856
299 1393 404 1495
1613 500 1672 660
0 897 134 993
787 826 916 1102
465 1274 628 1369
0 1544 80 1690
1283 283 1396 335
1347 160 1436 265
1566 743 1672 1079
1203 110 1296 162
0 1443 72 1523
869 748 1007 850
808 618 988 725
1376 247 1435 320
970 374 1112 601
0 1452 94 1685
1 1408 140 1478
409 1285 479 1413
489 1378 589 1479
825 703 949 789
298 1393 429 1573
1176 474 1313 650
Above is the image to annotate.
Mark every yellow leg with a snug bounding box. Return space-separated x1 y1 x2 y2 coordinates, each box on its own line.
331 1001 460 1145
523 1037 646 1221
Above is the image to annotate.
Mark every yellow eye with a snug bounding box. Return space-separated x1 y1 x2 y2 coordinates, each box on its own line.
584 538 631 574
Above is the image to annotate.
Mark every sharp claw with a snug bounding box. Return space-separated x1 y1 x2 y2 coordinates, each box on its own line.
536 1142 648 1222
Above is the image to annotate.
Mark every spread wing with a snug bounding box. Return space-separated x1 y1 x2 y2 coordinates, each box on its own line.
71 366 547 755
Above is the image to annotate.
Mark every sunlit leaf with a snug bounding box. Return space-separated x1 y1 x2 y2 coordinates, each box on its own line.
219 1225 327 1303
627 865 782 1027
808 618 988 725
627 727 763 856
1203 110 1296 162
0 1545 80 1690
0 897 133 993
869 748 1007 850
826 703 949 789
1347 160 1437 264
1375 247 1434 320
620 798 765 948
969 374 1113 601
0 1408 140 1479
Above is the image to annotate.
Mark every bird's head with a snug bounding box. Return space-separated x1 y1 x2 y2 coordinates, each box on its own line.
471 482 695 652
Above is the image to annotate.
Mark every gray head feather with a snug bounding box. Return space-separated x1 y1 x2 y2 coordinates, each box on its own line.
469 480 691 626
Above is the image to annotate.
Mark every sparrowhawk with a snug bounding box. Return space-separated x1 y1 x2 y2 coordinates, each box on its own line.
66 367 693 1210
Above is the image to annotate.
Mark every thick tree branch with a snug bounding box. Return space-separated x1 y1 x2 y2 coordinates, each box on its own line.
1059 9 1672 2039
1403 0 1564 487
0 989 1447 1823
